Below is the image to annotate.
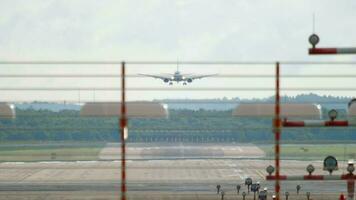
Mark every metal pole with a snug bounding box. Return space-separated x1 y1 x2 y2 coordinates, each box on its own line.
274 62 281 200
120 61 127 200
347 179 355 200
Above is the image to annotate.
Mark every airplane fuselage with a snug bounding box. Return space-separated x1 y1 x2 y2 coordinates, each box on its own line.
139 68 214 85
172 71 184 82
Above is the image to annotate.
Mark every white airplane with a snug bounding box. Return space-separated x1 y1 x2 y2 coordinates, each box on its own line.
139 65 217 85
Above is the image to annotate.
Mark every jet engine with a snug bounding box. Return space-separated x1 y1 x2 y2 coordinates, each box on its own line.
187 78 193 83
164 78 169 83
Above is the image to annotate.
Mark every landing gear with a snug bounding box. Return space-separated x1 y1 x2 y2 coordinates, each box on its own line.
169 82 173 85
183 82 187 85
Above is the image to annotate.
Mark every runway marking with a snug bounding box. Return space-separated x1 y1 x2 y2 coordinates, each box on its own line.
231 169 244 179
255 169 265 180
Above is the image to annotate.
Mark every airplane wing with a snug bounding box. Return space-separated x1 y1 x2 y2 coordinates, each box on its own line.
184 74 218 80
138 73 173 81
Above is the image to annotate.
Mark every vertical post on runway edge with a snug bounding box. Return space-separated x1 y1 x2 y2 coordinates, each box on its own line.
120 61 127 200
274 62 281 200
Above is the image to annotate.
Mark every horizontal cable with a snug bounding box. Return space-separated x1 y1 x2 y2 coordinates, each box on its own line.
156 101 352 104
0 127 354 131
0 61 273 65
1 74 356 78
0 128 267 131
0 100 352 104
0 61 356 65
0 87 355 91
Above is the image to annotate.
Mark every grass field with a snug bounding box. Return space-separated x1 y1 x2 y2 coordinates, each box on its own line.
260 144 356 160
0 143 104 162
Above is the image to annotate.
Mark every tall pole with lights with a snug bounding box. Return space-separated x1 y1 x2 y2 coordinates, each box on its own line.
308 33 356 199
308 34 356 55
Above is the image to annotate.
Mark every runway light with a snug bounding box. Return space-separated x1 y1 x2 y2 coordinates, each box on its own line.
236 184 241 194
328 109 338 121
259 190 267 200
306 192 311 200
347 160 354 174
306 164 315 175
323 156 338 174
123 126 128 140
309 34 320 48
266 165 275 175
296 185 301 194
245 177 252 185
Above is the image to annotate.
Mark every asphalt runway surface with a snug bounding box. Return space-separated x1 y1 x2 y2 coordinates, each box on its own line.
0 143 352 199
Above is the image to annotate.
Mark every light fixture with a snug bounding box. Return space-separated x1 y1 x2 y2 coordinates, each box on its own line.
245 177 252 186
306 164 315 175
328 109 338 121
347 160 354 174
266 165 275 175
308 34 320 48
323 156 338 174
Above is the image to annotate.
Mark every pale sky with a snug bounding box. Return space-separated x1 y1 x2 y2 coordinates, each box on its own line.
0 0 356 102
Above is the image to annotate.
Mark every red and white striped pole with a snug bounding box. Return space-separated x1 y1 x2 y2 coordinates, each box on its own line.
310 48 356 55
282 120 356 127
308 34 356 55
120 61 127 200
274 62 281 200
266 174 356 181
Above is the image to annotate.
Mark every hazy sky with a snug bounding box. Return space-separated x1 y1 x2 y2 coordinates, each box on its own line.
0 0 356 102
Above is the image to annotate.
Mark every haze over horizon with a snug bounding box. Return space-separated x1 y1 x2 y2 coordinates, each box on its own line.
1 0 356 101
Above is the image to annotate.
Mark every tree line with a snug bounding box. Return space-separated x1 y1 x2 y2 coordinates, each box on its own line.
0 108 354 143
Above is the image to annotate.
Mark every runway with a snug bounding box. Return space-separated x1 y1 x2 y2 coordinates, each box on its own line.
0 143 351 199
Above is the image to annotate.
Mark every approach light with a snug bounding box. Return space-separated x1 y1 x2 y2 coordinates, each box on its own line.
306 192 311 199
296 185 301 194
328 109 338 121
347 160 354 174
266 165 275 175
123 126 128 140
259 190 267 200
308 34 320 48
245 177 252 186
251 183 258 192
323 156 338 174
306 164 315 175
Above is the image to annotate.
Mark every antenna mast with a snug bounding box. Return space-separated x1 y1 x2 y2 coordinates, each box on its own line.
312 13 316 33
